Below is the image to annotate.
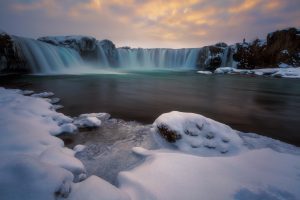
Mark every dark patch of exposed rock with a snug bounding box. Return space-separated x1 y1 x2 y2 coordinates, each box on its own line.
0 32 29 73
196 45 224 71
157 124 181 143
233 28 300 69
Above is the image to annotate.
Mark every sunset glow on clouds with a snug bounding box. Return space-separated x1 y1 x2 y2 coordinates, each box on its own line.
0 0 299 48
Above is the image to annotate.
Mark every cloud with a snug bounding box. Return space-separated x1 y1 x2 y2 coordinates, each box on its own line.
1 0 299 48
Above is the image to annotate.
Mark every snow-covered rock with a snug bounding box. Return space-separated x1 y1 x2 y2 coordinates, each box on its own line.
153 111 245 156
38 36 97 52
78 112 111 121
74 116 102 128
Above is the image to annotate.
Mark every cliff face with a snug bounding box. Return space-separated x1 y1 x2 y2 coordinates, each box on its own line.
0 32 28 73
233 28 300 69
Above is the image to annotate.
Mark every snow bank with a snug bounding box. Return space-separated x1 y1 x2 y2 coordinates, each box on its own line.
0 87 130 199
0 87 85 178
118 147 300 200
153 111 245 156
214 67 300 78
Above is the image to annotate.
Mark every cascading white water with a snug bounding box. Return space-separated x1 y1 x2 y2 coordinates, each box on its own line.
10 36 236 73
116 48 201 69
13 36 84 73
221 46 237 68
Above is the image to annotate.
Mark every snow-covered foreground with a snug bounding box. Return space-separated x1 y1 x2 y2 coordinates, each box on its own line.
0 88 300 200
0 88 129 200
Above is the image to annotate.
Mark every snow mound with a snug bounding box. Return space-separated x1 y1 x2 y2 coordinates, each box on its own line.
118 147 300 200
153 111 245 156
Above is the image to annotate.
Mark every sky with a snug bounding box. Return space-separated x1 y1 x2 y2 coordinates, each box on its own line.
0 0 299 48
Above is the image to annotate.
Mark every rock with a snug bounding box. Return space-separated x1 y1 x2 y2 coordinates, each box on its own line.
156 124 182 143
0 32 28 73
233 27 300 69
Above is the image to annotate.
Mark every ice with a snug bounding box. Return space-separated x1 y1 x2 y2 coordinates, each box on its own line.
73 145 86 153
196 70 212 75
118 147 300 200
153 111 245 156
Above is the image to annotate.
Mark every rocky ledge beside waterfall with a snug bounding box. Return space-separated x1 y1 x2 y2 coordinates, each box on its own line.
0 27 299 74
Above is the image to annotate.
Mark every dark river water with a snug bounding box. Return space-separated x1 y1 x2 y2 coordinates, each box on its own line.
1 71 300 146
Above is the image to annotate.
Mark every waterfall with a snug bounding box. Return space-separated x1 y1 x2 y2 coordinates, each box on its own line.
115 48 200 69
13 36 84 73
221 46 236 68
7 36 237 73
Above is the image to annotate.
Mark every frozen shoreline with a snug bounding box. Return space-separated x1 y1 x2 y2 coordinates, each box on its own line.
197 67 300 78
0 88 300 200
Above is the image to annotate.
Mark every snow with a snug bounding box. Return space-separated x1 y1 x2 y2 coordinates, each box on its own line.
78 112 111 121
0 87 85 178
153 111 245 156
0 154 74 200
278 62 290 68
0 87 132 199
214 67 300 78
60 123 78 134
38 35 97 52
31 91 54 98
196 70 212 75
118 147 300 200
68 176 130 200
